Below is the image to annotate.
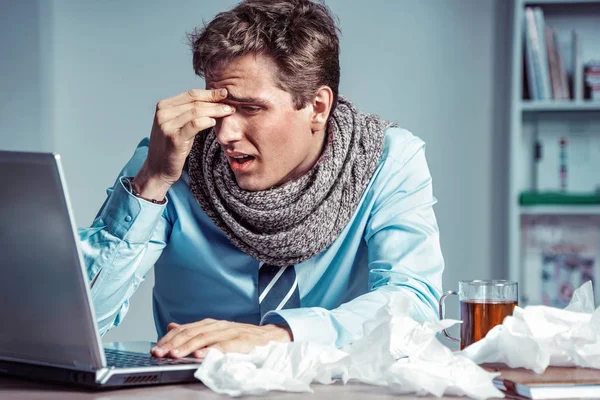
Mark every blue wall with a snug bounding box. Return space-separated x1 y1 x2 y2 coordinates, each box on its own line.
0 0 510 342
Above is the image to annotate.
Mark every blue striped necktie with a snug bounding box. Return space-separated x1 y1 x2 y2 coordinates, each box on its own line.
258 263 300 320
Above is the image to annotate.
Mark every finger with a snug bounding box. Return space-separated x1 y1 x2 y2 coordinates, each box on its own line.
157 88 227 109
177 117 216 140
153 327 195 357
149 323 180 353
161 103 234 134
148 322 179 355
169 328 241 359
155 322 198 353
155 102 205 125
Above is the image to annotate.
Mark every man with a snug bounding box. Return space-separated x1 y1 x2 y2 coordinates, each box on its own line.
82 0 444 360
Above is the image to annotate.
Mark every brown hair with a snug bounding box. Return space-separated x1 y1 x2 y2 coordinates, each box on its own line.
189 0 341 114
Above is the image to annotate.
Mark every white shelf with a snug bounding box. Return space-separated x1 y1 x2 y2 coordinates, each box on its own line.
509 0 600 311
520 205 600 214
521 101 600 112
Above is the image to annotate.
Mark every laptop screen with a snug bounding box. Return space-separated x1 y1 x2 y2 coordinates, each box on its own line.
0 151 105 370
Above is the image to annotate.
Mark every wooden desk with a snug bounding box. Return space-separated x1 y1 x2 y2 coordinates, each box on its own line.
0 375 460 400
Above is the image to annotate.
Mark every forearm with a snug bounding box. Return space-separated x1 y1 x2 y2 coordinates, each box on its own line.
261 284 439 348
81 228 156 335
80 176 169 335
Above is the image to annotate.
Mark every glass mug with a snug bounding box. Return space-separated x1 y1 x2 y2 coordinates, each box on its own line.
438 280 518 349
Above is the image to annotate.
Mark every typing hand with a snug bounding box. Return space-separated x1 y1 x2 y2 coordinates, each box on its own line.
151 319 293 359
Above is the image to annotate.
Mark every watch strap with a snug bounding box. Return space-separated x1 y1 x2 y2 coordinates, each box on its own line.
122 177 167 205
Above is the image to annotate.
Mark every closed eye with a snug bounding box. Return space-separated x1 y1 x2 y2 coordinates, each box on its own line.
240 106 262 114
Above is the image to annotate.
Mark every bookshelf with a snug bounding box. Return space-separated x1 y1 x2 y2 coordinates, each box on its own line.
508 0 600 307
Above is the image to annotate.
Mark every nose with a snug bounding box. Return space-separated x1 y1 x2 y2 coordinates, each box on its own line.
215 113 243 146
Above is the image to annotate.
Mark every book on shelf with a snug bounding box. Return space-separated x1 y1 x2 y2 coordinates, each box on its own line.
534 7 552 101
546 26 570 100
522 7 581 101
524 7 546 100
584 61 600 101
486 365 600 399
546 27 562 100
556 32 570 100
572 30 583 101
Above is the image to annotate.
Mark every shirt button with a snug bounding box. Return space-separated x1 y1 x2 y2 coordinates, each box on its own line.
124 215 132 223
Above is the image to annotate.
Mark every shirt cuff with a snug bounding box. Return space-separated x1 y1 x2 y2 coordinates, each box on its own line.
260 307 338 347
99 176 167 243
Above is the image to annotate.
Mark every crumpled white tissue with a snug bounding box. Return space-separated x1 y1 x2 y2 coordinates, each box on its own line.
194 293 503 399
461 281 600 373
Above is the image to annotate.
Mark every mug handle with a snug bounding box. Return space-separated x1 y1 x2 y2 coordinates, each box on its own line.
438 290 459 342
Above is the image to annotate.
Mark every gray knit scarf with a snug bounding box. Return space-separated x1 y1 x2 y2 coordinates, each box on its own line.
188 96 392 266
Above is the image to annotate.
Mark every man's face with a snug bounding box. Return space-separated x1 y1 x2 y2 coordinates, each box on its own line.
206 54 322 191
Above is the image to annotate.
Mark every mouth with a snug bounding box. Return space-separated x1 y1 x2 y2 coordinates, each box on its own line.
226 153 256 172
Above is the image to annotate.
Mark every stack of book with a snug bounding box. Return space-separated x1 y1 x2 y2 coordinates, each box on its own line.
523 6 579 101
584 61 600 101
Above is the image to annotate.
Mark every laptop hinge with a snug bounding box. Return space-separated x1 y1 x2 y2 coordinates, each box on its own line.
95 367 114 384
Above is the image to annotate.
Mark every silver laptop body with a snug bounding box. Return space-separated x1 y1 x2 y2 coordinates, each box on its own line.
0 150 202 388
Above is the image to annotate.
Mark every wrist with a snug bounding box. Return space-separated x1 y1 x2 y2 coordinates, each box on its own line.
268 323 293 343
131 166 172 203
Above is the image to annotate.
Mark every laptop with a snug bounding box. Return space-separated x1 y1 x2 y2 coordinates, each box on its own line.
0 150 203 388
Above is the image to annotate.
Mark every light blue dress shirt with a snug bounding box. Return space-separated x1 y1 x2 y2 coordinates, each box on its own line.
80 126 444 348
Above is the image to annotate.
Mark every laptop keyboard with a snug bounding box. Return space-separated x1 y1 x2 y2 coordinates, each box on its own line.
104 349 200 368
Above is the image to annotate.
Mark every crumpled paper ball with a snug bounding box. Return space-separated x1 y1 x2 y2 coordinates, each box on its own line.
194 293 503 399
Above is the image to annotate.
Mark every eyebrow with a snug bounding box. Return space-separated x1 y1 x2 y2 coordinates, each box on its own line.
226 92 270 107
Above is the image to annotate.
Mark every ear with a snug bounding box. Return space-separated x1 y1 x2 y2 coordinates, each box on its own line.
310 86 334 133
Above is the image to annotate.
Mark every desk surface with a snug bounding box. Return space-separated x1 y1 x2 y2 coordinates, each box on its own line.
3 363 597 399
0 341 463 399
0 375 460 400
